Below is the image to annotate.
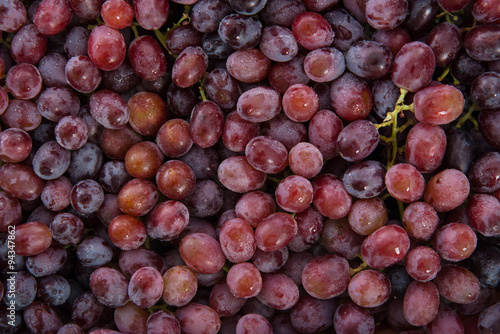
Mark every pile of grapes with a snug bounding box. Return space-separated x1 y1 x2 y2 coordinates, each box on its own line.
0 0 499 333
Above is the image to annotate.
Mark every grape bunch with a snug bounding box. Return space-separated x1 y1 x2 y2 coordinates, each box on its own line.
0 0 499 333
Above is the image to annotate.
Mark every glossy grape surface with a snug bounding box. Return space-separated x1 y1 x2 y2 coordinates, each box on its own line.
1 2 499 333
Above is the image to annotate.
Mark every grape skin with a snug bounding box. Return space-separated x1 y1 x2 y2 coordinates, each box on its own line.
302 253 350 299
2 2 500 333
403 281 440 326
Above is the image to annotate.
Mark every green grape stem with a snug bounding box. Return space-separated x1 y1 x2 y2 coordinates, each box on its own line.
456 104 481 130
349 254 369 276
437 65 460 85
0 38 10 49
198 72 209 101
131 22 141 39
147 301 173 314
375 88 414 169
144 235 151 249
397 200 405 223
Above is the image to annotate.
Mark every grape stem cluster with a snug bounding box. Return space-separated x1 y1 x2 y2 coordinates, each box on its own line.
375 88 414 169
456 103 481 130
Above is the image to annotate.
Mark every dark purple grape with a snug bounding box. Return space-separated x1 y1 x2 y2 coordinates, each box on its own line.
320 217 364 260
23 301 62 334
191 0 233 33
32 141 71 181
288 206 324 252
25 242 67 277
452 50 487 84
202 31 235 59
478 109 500 149
464 23 500 61
119 247 166 278
28 45 54 82
323 8 364 53
71 291 104 330
204 68 241 111
64 26 90 57
218 14 263 50
37 275 71 306
78 105 103 145
403 0 440 38
209 279 246 316
478 302 500 334
178 145 220 180
372 26 411 57
165 23 203 55
337 120 379 162
50 212 85 246
3 271 37 310
99 160 132 194
425 22 462 67
471 72 500 109
441 127 475 174
268 54 310 95
468 152 500 193
71 179 104 215
230 0 268 15
76 236 113 268
469 242 500 288
182 179 224 218
260 0 306 27
346 40 393 80
343 160 386 199
371 78 400 120
101 58 139 93
57 324 85 334
67 142 104 184
37 86 80 122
